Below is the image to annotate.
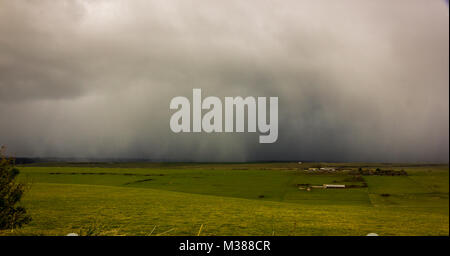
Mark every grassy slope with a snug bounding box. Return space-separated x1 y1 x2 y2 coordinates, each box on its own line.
1 163 448 236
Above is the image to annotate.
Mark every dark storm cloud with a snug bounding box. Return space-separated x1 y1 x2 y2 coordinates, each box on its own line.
0 0 448 162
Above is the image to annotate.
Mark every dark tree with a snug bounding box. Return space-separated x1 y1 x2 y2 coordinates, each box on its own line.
0 146 32 230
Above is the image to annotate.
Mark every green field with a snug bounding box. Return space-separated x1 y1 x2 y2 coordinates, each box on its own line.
1 162 448 236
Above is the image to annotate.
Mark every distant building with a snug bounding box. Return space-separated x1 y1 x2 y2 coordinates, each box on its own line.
323 184 345 189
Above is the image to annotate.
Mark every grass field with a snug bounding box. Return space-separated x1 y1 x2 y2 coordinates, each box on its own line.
1 162 448 236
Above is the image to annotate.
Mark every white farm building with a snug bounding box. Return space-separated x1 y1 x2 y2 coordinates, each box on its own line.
323 184 345 189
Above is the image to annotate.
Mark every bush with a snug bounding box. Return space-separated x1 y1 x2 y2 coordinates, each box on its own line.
0 147 32 230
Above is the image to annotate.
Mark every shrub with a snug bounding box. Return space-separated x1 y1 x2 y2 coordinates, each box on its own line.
0 146 32 230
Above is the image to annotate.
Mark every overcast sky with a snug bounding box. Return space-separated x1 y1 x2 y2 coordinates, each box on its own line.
0 0 448 162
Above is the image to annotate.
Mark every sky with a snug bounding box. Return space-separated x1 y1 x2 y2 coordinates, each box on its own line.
0 0 448 162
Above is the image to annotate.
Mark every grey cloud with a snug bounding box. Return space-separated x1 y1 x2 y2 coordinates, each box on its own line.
0 0 448 162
